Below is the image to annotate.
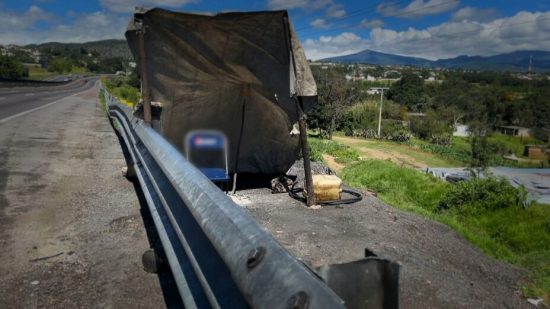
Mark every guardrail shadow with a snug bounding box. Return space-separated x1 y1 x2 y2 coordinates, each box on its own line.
113 124 184 308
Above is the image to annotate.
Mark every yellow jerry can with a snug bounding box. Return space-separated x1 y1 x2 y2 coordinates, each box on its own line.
305 175 343 202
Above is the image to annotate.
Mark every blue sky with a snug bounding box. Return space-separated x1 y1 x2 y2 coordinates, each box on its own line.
1 0 550 60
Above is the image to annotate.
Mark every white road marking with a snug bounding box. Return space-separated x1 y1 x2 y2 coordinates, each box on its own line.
0 87 91 124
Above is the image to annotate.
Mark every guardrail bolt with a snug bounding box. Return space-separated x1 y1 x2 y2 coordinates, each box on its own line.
286 291 309 309
246 246 266 269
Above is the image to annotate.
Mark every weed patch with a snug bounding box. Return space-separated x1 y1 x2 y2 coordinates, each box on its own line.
309 137 360 164
310 137 550 301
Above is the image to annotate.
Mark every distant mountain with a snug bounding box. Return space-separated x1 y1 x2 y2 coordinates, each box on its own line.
321 49 432 67
435 50 550 72
25 39 132 59
320 49 550 72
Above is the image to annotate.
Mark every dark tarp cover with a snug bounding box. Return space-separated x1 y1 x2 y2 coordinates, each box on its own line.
125 8 317 174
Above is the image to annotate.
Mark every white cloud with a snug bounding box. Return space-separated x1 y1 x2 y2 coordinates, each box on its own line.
326 4 346 18
377 0 460 19
452 6 500 22
369 10 550 59
0 5 56 31
99 0 197 13
267 0 332 10
303 32 369 60
359 18 384 28
304 10 550 60
310 18 330 29
0 8 128 45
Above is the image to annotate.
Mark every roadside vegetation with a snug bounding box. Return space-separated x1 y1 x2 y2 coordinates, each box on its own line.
1 41 133 81
101 74 141 107
0 54 29 79
309 136 550 302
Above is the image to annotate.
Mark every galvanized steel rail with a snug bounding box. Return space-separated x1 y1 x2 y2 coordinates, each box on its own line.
101 87 349 308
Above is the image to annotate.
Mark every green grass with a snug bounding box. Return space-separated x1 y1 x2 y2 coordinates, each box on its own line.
27 66 90 80
27 66 57 80
310 138 550 302
342 159 449 213
70 66 88 74
413 137 471 165
101 76 141 107
309 137 360 164
333 133 547 168
488 133 544 156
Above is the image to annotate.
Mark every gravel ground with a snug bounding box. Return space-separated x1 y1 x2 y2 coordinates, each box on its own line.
0 81 536 308
232 162 533 309
0 82 177 308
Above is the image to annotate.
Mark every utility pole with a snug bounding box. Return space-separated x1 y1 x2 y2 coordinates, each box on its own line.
371 87 389 137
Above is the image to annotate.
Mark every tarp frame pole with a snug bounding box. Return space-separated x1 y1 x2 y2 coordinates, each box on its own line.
135 9 152 124
297 98 316 207
284 13 316 207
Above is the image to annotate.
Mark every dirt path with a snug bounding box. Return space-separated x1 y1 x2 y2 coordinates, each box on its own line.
357 147 427 168
322 154 345 172
334 136 430 168
0 83 177 308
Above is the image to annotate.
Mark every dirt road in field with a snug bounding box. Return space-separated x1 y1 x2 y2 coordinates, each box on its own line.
334 136 435 168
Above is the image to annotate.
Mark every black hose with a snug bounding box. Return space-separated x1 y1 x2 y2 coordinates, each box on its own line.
287 181 363 206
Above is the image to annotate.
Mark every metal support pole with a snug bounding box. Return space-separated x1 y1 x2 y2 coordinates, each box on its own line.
377 89 383 137
136 13 152 124
297 99 316 207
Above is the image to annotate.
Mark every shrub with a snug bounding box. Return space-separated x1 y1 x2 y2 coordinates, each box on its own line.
437 177 528 215
431 133 453 145
0 55 28 79
418 143 470 163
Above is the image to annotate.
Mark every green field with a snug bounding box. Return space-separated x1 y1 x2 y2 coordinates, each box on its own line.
330 133 548 168
310 137 550 302
488 132 543 157
27 65 89 80
27 66 57 80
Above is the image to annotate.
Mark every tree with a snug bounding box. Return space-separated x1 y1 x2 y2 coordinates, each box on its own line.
387 72 428 111
469 123 491 174
49 58 72 73
409 109 451 142
0 55 28 79
317 79 362 139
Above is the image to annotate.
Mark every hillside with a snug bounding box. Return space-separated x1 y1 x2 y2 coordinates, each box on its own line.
25 39 132 60
321 49 550 72
436 50 550 72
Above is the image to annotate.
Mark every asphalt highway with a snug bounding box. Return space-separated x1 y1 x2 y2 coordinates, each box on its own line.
0 78 98 122
0 80 175 307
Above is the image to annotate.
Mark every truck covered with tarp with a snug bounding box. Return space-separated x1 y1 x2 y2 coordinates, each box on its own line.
125 8 317 175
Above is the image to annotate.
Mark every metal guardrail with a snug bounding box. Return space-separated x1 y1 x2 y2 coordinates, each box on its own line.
101 86 399 309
